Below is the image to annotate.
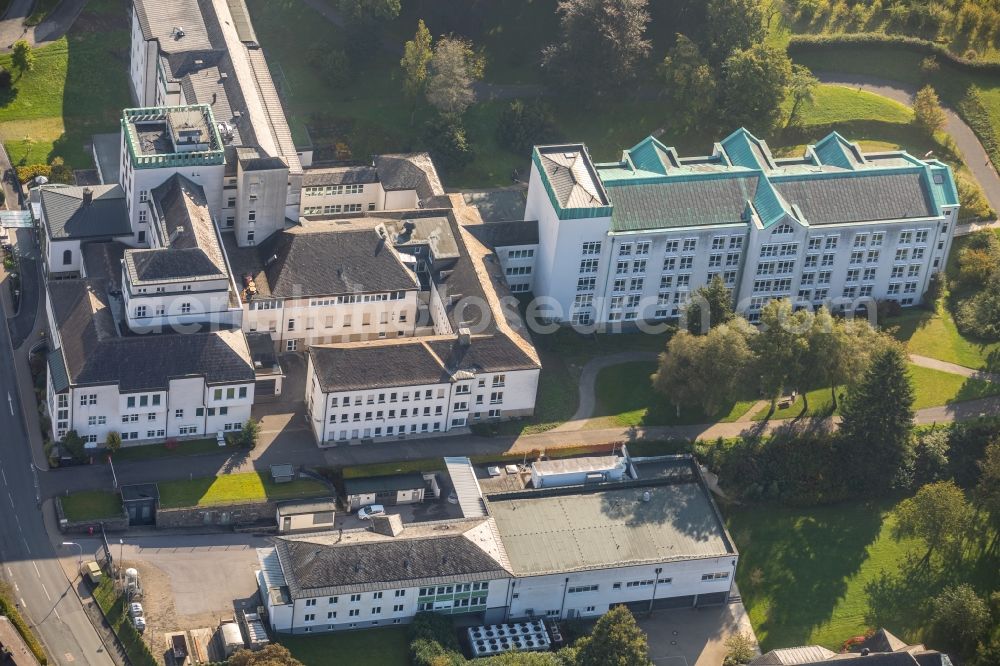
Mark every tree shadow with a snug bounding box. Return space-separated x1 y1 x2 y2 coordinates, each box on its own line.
728 501 888 649
0 84 19 108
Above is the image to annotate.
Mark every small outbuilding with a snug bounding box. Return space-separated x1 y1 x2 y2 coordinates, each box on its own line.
343 473 426 510
530 456 627 489
276 498 336 533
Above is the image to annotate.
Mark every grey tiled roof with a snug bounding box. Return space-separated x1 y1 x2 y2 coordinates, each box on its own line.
248 227 418 299
133 0 213 52
125 174 228 283
274 522 507 595
772 171 936 224
40 185 132 240
606 175 759 231
308 340 449 392
303 166 378 187
534 145 609 209
373 153 444 199
309 334 538 393
48 279 253 391
464 220 539 248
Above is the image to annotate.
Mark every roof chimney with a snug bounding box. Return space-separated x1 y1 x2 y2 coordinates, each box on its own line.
457 327 472 347
82 187 93 205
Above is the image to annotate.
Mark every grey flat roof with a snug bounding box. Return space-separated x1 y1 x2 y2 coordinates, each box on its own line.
276 498 336 516
487 478 735 576
91 133 121 185
344 473 426 496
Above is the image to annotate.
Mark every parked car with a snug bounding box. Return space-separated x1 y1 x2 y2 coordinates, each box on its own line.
129 602 144 618
356 504 386 520
79 561 102 586
132 615 146 633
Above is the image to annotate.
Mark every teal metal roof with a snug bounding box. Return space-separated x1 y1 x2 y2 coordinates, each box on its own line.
537 130 958 231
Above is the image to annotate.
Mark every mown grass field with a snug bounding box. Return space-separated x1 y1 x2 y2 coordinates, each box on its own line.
753 362 1000 420
727 499 1000 651
593 361 755 427
60 490 123 522
0 0 130 169
156 472 328 509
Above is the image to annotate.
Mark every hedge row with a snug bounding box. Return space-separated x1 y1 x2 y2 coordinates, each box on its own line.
959 87 1000 174
0 584 48 664
788 33 1000 74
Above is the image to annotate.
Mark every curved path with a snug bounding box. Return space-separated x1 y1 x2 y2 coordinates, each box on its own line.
0 0 86 51
816 72 1000 214
552 351 660 432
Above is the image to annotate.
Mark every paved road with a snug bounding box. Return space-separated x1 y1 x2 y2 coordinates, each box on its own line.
0 0 87 51
816 74 1000 214
0 284 115 665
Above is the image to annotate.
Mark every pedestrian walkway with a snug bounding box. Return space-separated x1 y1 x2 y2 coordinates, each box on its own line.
909 353 1000 382
553 351 659 432
816 74 1000 215
0 0 87 52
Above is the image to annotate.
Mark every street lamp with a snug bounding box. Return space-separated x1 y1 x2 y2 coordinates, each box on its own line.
61 541 82 568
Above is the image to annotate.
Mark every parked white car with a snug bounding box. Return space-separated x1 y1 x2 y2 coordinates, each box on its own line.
129 602 144 618
132 615 146 633
357 504 386 520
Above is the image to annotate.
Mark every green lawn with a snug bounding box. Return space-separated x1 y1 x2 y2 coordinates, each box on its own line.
594 361 755 427
791 44 1000 170
156 472 329 509
0 0 130 169
341 458 444 479
754 362 1000 420
782 84 912 126
110 438 228 462
60 490 123 522
727 500 1000 650
279 626 409 666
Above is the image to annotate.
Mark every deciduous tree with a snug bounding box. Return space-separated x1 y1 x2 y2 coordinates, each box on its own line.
929 584 991 657
723 631 757 666
542 0 651 96
719 44 792 133
426 38 483 116
914 85 947 137
335 0 400 22
12 40 34 76
658 34 717 130
576 605 652 666
704 0 766 64
894 480 972 565
785 64 819 127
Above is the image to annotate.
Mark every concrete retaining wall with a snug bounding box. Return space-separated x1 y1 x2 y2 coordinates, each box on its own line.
155 500 277 529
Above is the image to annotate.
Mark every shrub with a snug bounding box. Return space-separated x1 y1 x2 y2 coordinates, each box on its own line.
923 271 946 308
239 419 261 448
422 114 474 170
955 171 994 221
0 582 47 663
15 163 51 184
105 431 122 452
311 47 351 88
0 67 10 88
496 98 559 155
49 157 73 184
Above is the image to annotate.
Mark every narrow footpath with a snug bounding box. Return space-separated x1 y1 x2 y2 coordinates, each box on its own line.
816 73 1000 214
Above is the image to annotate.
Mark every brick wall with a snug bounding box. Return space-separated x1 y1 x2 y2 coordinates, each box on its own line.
155 500 277 529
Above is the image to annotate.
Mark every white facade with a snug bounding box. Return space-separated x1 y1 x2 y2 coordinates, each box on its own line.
495 244 538 294
305 356 539 446
46 368 253 447
522 133 960 326
244 292 419 351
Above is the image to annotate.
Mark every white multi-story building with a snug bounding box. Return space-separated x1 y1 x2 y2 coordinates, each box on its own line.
511 129 959 325
45 278 254 447
256 456 738 633
305 332 540 445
